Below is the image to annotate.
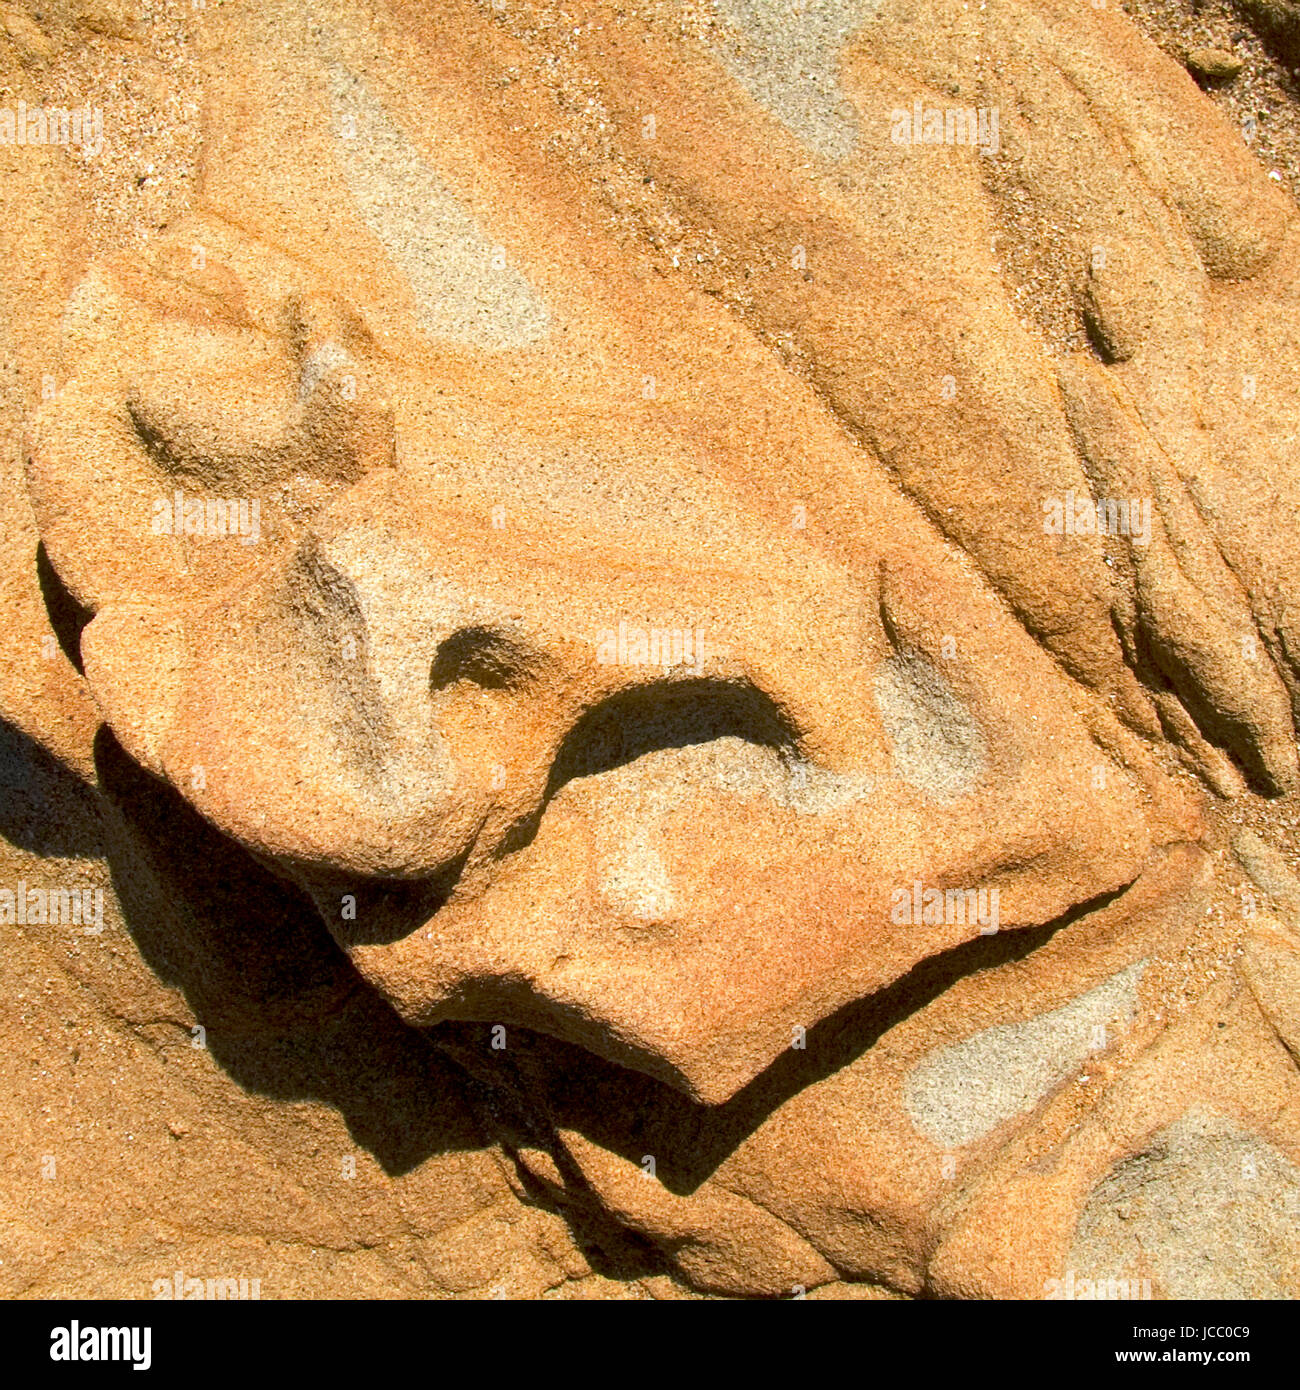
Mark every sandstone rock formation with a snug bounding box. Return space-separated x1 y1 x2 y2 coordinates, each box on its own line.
2 0 1300 1299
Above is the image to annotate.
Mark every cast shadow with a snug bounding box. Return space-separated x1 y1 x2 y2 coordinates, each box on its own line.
0 717 106 858
432 887 1117 1198
90 725 667 1277
91 723 486 1176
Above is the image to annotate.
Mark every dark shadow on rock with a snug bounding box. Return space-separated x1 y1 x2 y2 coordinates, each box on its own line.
0 718 107 857
36 541 91 676
430 885 1124 1198
497 675 800 859
432 1026 674 1283
92 724 488 1176
314 848 476 948
1232 0 1300 71
0 723 665 1280
58 724 1115 1282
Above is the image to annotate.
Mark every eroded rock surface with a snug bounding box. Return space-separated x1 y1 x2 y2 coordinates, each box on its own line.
2 0 1300 1298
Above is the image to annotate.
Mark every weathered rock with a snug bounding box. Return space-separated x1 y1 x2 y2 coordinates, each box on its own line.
1184 47 1246 82
2 0 1300 1299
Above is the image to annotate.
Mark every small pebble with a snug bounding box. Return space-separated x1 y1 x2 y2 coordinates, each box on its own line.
1185 47 1245 82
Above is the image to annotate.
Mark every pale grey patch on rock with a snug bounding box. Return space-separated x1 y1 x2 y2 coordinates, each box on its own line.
905 961 1147 1148
598 828 678 926
586 738 875 919
708 0 880 161
1233 827 1300 927
325 65 550 348
694 736 876 813
1069 1107 1300 1298
569 736 877 817
874 654 985 800
628 735 874 813
298 341 357 403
